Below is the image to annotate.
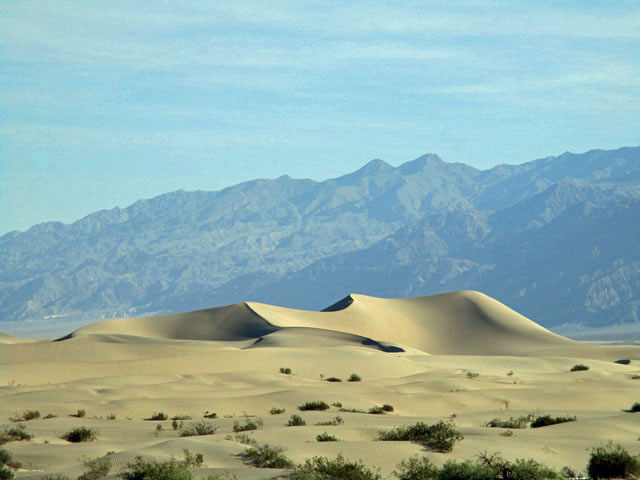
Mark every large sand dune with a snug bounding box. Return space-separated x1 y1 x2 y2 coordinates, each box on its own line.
1 291 639 478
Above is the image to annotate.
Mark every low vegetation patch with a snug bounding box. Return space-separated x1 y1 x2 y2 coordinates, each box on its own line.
0 424 33 445
106 413 116 420
171 414 192 420
75 408 87 418
64 426 96 443
326 377 342 382
393 455 439 480
368 406 386 415
296 453 381 480
244 444 295 469
43 413 57 419
78 456 112 480
121 456 192 480
588 442 640 480
338 407 366 414
570 364 589 372
149 411 168 421
280 367 292 375
530 415 576 428
316 432 339 442
348 373 362 382
22 410 40 421
0 448 22 480
629 402 640 412
287 414 306 426
379 420 463 453
233 418 263 432
270 407 285 415
226 432 257 445
315 416 344 426
203 410 217 419
183 449 204 468
180 421 218 437
484 415 534 429
299 401 330 411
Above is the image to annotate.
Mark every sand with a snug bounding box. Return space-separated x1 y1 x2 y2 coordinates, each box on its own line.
1 291 639 479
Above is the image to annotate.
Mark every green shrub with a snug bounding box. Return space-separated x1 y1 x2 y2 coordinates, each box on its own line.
299 401 330 411
394 455 439 480
326 377 342 382
348 373 362 382
76 409 87 418
183 449 204 468
280 367 292 375
203 411 217 419
0 467 14 480
297 453 381 480
243 445 295 469
500 430 514 437
510 458 559 480
150 411 168 421
484 415 533 429
233 418 263 432
0 424 33 445
22 410 40 421
465 371 480 379
570 364 589 372
40 476 70 480
171 414 192 420
43 413 57 419
180 421 218 437
78 456 112 480
64 426 96 442
382 404 394 412
106 413 116 420
587 442 640 479
530 415 576 428
332 402 342 407
379 420 463 453
287 414 306 426
438 460 496 480
121 456 191 480
629 402 640 412
338 407 366 413
270 407 285 415
227 432 256 445
316 432 339 442
315 416 344 426
368 406 386 415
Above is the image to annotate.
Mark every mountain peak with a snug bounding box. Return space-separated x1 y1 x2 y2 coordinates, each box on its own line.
357 158 393 174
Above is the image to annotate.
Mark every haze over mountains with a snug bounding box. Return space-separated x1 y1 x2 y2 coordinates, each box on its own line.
1 146 639 331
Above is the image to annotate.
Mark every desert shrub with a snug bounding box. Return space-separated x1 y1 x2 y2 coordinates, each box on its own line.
287 414 306 426
121 456 191 480
106 413 116 420
338 407 366 413
326 377 342 382
78 456 112 480
507 371 514 376
233 418 263 432
64 426 96 442
348 373 362 382
43 413 57 419
280 367 292 375
40 476 71 480
530 415 576 428
379 420 463 453
270 407 285 415
369 406 386 415
243 444 294 469
332 402 342 407
180 421 218 437
0 424 33 445
22 410 40 421
439 460 496 480
299 401 330 411
0 449 21 469
465 371 480 379
183 449 204 468
510 458 559 480
629 402 640 412
484 415 533 429
587 442 640 479
570 364 589 372
316 416 344 426
297 453 381 480
203 411 217 419
227 432 257 445
394 455 439 480
76 409 87 418
316 432 339 442
382 404 394 412
500 430 514 437
171 414 192 420
150 411 168 421
631 375 640 380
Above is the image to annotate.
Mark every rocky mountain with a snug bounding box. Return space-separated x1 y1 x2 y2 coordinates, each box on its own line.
1 146 639 330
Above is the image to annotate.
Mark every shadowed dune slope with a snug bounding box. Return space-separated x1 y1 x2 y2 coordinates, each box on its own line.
60 290 576 356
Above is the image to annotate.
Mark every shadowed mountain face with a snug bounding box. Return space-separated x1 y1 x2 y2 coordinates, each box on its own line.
1 146 639 330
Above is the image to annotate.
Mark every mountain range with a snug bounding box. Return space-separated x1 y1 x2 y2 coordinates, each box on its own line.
1 146 639 331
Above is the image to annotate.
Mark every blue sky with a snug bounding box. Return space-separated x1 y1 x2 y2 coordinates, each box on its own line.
1 1 639 235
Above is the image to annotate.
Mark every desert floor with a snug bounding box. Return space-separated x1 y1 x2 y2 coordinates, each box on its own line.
1 291 639 479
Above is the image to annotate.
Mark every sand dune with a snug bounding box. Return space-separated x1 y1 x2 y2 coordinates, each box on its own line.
1 291 639 478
